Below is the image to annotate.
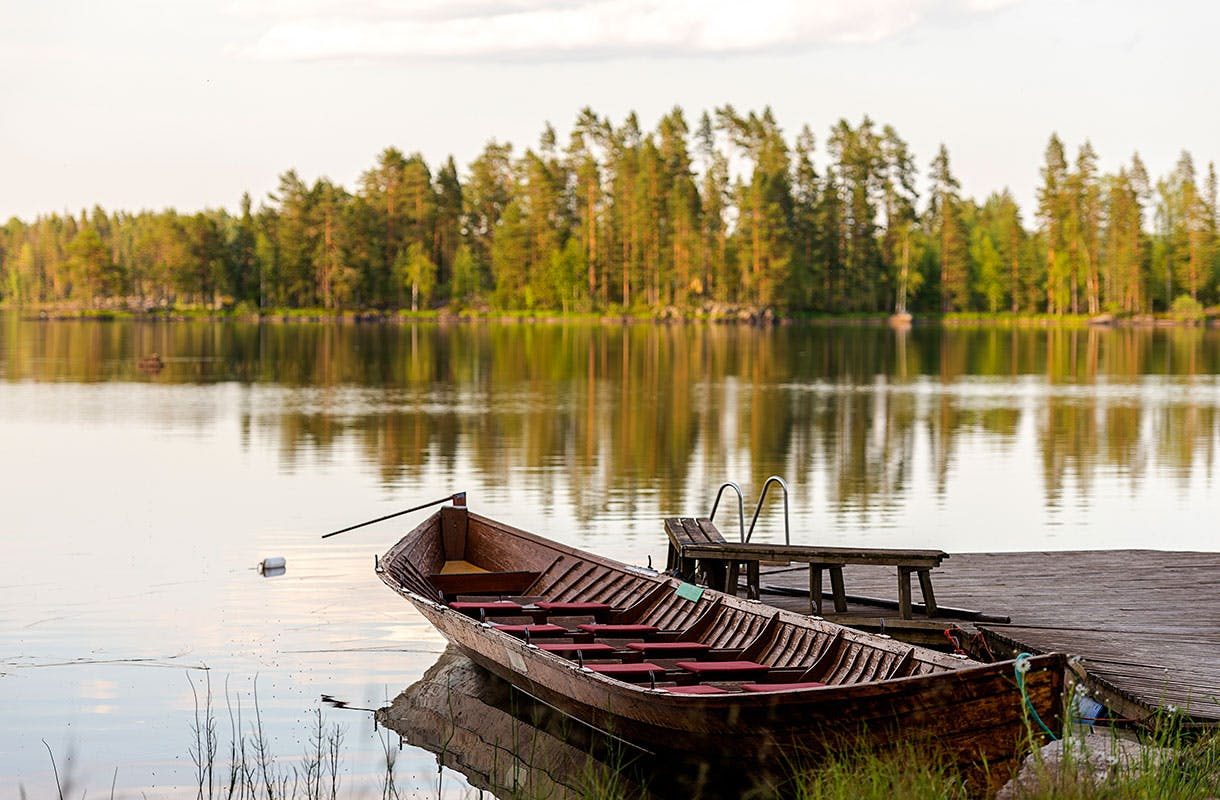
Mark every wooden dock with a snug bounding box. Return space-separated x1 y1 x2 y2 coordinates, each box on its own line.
758 550 1220 724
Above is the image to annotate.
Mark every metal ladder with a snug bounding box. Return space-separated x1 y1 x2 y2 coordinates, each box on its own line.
709 475 791 544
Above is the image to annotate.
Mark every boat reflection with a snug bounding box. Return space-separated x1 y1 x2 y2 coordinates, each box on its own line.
377 647 751 800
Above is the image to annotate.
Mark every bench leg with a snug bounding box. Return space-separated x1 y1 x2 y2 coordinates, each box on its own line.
810 565 822 615
747 560 760 601
898 567 913 619
666 544 678 572
829 567 847 613
725 561 740 597
917 569 938 618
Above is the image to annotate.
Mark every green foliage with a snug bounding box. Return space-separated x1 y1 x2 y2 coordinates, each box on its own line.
449 244 480 305
1170 293 1204 320
399 242 436 311
1 108 1217 318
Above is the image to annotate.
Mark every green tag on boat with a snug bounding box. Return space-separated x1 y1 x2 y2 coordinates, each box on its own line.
675 582 704 603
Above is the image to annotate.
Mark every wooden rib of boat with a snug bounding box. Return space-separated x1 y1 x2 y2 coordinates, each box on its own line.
379 500 1066 791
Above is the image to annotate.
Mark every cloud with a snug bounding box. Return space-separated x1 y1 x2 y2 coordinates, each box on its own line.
236 0 1020 62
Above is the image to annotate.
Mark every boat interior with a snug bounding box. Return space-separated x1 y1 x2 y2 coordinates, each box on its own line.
382 507 956 695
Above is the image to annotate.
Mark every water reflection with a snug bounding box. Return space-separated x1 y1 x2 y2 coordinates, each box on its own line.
4 315 1220 793
5 316 1220 544
379 647 759 799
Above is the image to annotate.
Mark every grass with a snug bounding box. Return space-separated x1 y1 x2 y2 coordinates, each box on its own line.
1002 718 1220 800
26 674 1220 800
939 311 1095 328
185 673 347 800
745 746 970 800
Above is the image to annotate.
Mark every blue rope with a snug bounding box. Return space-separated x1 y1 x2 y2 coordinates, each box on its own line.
1015 652 1059 740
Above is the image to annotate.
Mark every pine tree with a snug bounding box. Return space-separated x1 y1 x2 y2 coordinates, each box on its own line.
464 141 514 297
790 126 821 309
433 157 463 300
826 118 883 310
1069 142 1101 314
881 125 918 313
567 108 605 305
1037 135 1070 313
928 145 970 311
695 112 730 302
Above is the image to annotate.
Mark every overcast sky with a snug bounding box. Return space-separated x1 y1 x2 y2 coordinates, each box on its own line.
2 0 1217 220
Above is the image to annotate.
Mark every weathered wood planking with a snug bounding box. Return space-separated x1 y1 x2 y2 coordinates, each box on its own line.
381 509 1066 793
666 517 947 615
761 550 1220 722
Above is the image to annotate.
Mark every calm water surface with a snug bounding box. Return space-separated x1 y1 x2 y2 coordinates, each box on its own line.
3 315 1219 796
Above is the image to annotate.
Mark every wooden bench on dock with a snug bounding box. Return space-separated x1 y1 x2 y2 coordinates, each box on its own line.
664 517 948 619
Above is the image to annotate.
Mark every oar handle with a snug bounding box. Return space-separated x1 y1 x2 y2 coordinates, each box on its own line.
321 492 465 539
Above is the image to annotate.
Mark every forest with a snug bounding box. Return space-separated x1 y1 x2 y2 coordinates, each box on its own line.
2 106 1218 317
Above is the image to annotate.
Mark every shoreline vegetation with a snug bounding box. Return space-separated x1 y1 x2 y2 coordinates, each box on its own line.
29 669 1220 800
3 107 1218 327
13 303 1220 329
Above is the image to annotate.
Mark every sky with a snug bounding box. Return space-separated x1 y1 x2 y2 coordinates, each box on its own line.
2 0 1218 221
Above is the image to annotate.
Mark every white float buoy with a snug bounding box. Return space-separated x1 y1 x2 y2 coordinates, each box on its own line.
258 556 286 572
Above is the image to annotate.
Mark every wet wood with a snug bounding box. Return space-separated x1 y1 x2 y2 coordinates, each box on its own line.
761 550 1220 723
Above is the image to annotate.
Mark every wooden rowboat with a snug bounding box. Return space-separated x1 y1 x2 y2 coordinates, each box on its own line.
378 499 1066 791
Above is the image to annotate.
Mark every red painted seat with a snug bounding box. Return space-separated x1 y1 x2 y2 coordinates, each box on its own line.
491 623 567 637
449 601 524 613
626 641 710 654
576 623 658 635
586 662 665 679
665 684 728 695
536 643 616 654
534 601 612 613
740 681 828 692
675 660 769 677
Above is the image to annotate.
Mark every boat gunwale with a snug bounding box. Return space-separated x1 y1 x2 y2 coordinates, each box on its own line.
378 508 1065 704
399 586 1065 708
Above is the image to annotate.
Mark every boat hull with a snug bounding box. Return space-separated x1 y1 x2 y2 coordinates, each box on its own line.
380 507 1066 792
408 592 1063 777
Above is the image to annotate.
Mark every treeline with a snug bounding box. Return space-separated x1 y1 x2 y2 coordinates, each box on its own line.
2 106 1218 315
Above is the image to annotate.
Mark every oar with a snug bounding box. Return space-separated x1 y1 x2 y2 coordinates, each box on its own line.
321 492 465 539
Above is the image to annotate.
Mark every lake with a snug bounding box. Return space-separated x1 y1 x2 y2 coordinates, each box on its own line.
3 314 1219 796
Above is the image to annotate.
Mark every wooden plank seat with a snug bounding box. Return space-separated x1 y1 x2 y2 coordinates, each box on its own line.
665 684 729 695
577 623 659 636
676 660 770 679
586 662 666 681
740 681 827 692
491 623 569 638
534 601 612 613
432 571 541 597
536 643 617 655
449 600 524 615
625 641 711 657
664 517 760 600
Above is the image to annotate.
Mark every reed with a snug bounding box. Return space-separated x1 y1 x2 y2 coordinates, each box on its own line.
187 673 347 800
28 674 1218 800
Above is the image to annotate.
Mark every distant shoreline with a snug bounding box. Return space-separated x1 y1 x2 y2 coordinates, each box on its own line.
8 305 1220 329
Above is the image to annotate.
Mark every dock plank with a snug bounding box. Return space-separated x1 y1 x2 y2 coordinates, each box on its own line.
759 550 1220 723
